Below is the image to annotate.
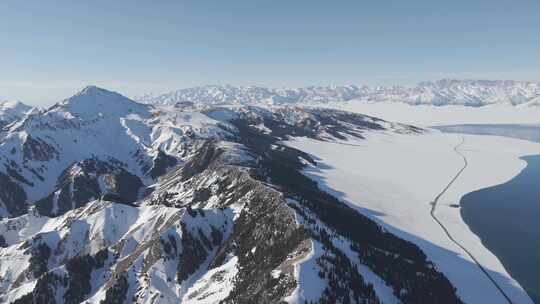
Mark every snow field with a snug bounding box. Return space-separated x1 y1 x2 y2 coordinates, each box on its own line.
287 130 540 303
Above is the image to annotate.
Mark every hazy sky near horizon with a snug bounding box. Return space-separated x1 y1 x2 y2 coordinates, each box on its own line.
1 0 539 105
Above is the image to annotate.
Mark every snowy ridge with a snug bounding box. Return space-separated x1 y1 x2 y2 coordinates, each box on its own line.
0 100 33 128
135 79 540 107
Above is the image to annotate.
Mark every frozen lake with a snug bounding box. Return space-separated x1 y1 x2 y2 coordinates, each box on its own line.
436 124 540 303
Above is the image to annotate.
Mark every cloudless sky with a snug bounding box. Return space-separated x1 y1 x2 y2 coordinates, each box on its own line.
1 0 539 105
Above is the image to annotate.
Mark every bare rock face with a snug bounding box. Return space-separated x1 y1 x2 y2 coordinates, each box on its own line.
147 150 178 179
35 157 144 217
22 135 59 162
0 171 28 217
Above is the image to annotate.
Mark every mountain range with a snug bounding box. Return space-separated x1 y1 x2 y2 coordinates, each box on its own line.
0 86 467 303
135 79 540 107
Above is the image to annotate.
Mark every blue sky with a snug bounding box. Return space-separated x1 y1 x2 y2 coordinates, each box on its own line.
1 0 539 105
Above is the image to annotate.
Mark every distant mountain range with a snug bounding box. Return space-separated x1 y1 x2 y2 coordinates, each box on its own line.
135 79 540 107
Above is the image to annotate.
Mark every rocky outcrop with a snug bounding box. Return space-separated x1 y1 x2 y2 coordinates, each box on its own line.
22 135 59 163
0 171 28 217
35 157 143 216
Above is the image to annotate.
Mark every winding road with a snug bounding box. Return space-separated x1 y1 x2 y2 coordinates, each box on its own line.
429 136 514 304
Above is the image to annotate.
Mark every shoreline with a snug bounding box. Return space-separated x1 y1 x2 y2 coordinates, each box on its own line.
286 131 540 303
459 154 540 304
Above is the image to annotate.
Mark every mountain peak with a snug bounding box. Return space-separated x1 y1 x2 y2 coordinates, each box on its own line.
0 100 29 110
75 85 121 99
0 100 33 125
55 86 149 118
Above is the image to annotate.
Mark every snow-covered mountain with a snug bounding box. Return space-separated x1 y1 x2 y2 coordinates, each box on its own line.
0 100 33 127
0 86 231 218
367 79 540 106
0 86 469 303
135 85 367 106
135 79 540 107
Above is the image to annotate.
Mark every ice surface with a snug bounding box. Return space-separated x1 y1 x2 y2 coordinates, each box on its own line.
287 130 540 303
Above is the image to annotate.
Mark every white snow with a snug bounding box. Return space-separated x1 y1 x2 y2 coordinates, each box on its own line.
315 101 540 127
181 255 239 303
0 100 33 124
286 130 540 304
0 211 50 245
284 240 326 304
4 281 37 303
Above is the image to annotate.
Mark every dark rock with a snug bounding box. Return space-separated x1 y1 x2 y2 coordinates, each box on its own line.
0 171 28 217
